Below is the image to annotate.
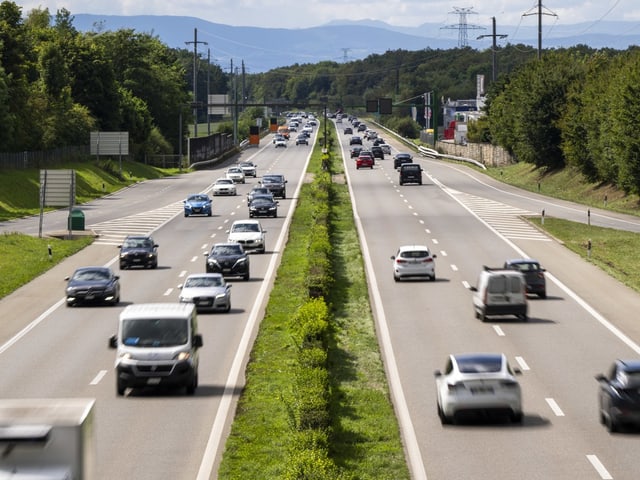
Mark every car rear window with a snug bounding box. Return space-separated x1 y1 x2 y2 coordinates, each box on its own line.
457 357 502 373
402 165 420 171
488 275 522 293
400 250 429 259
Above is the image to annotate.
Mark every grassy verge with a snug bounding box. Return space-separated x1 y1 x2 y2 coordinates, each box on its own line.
218 127 409 479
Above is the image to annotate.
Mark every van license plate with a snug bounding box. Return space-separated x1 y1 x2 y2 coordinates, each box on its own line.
147 378 161 385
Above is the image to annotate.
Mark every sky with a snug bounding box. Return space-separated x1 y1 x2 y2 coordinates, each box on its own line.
14 0 640 30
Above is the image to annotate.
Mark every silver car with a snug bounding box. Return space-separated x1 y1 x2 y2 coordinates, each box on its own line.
178 273 232 312
391 245 436 281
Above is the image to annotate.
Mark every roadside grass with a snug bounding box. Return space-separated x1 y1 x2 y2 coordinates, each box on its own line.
529 216 640 292
218 131 409 478
0 232 93 299
0 159 181 221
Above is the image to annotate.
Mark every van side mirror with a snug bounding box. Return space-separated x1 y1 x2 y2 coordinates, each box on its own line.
193 334 203 349
108 334 118 349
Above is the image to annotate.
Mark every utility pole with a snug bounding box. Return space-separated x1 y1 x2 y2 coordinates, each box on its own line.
523 1 557 59
477 17 507 82
185 28 208 137
207 48 211 136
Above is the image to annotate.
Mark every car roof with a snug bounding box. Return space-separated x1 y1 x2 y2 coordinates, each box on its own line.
398 245 430 251
232 219 261 225
186 272 223 279
506 258 540 265
216 177 233 182
618 359 640 371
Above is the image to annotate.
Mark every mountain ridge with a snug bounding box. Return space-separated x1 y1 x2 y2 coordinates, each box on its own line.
72 14 640 72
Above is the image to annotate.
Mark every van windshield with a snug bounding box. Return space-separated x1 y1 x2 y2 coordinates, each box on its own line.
122 318 188 347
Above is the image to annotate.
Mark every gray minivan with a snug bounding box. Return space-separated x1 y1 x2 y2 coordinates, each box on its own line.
470 267 528 321
109 303 203 396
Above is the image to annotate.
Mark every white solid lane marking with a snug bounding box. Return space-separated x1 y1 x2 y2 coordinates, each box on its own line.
545 398 565 416
451 264 458 271
586 455 613 480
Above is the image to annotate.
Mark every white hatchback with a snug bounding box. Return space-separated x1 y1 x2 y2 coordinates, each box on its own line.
391 245 436 281
435 353 523 424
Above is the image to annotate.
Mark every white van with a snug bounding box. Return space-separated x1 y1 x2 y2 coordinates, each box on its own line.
109 303 203 396
470 267 528 321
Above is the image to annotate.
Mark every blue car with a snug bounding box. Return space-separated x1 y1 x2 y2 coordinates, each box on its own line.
184 194 212 217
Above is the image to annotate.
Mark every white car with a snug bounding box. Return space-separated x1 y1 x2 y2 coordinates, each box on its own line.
227 219 266 254
212 178 237 196
274 136 287 148
302 124 313 135
391 245 436 281
238 161 257 177
178 273 231 312
226 167 246 184
435 353 523 424
380 143 391 155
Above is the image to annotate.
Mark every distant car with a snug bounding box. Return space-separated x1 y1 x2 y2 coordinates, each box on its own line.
356 152 374 169
178 273 232 313
372 137 385 146
65 266 121 307
394 152 413 169
349 136 363 145
261 174 287 198
435 353 523 424
296 134 309 145
596 359 640 432
204 243 250 281
380 143 391 155
212 178 237 196
274 136 287 148
391 245 436 281
227 219 267 254
184 194 212 217
118 235 159 270
343 127 353 135
273 134 286 144
226 167 246 184
503 259 547 298
249 195 279 218
302 124 313 134
238 161 257 177
350 146 363 158
370 145 384 160
357 123 367 132
247 186 272 203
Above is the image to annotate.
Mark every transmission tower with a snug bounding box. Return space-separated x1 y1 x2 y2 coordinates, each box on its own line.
341 48 351 62
442 6 485 47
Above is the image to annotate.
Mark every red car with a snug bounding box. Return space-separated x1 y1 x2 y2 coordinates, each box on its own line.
356 152 374 169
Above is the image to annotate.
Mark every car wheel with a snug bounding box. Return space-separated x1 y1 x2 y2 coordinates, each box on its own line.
119 263 126 270
438 404 452 425
518 314 528 322
393 274 400 282
479 310 486 322
539 291 547 299
605 413 619 433
184 213 189 217
225 302 231 313
430 274 436 282
117 380 126 396
186 373 198 395
273 211 277 218
243 272 250 281
511 412 523 424
152 262 158 269
208 211 212 217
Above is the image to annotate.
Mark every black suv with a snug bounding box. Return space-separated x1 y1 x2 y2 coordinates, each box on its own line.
504 259 547 298
204 243 250 281
261 174 287 198
118 235 159 269
370 145 384 160
399 163 423 185
393 152 413 169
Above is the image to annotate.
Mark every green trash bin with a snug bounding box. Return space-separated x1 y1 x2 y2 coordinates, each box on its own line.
68 209 85 231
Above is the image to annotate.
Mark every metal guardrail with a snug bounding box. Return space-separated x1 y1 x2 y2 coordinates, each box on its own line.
416 145 486 170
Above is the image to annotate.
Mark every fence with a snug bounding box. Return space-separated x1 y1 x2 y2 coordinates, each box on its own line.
0 146 89 170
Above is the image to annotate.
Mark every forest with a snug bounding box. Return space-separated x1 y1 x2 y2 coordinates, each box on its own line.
3 1 640 192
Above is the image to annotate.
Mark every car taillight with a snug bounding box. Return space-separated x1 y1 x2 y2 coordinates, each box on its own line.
421 258 434 263
396 258 408 264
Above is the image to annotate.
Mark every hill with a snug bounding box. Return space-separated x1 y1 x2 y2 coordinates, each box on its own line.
71 14 640 72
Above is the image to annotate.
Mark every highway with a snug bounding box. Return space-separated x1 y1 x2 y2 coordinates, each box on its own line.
339 121 640 480
2 119 640 479
0 133 315 479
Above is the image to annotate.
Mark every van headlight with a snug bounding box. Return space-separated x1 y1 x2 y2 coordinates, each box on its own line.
175 352 191 361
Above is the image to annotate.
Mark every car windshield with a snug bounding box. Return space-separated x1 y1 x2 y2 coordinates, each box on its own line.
228 168 241 174
73 269 110 281
457 356 502 374
188 195 208 202
123 238 152 248
262 177 280 184
122 318 188 347
185 276 223 288
233 223 260 232
212 245 243 255
251 198 272 205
